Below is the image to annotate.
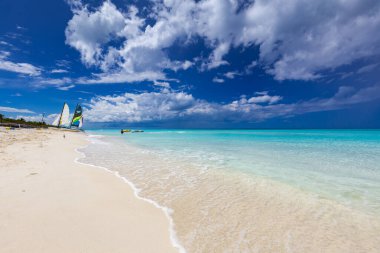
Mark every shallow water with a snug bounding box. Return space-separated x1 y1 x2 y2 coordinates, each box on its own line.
80 129 380 252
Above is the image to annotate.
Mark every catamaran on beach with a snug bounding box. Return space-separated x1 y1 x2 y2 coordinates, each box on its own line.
52 103 83 129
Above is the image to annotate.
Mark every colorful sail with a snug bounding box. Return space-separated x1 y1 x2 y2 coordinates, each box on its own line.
70 104 83 128
59 103 70 127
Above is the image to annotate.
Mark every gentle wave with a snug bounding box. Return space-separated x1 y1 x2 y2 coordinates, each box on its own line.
74 136 187 253
81 129 380 252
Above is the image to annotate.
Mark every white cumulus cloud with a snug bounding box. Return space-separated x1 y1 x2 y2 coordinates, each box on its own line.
65 0 380 83
0 106 34 114
0 51 41 76
83 85 380 123
247 92 282 104
212 77 225 83
51 69 69 73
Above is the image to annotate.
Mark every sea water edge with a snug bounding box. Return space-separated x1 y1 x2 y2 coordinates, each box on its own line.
83 128 380 214
79 129 380 252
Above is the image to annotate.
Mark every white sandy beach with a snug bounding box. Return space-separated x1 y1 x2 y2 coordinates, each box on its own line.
0 128 178 253
2 127 380 253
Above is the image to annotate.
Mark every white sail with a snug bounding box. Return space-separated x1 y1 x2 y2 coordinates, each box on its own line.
78 117 83 128
59 103 70 127
52 114 60 126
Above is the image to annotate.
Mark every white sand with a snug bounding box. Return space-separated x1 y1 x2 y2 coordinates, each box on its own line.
0 128 178 253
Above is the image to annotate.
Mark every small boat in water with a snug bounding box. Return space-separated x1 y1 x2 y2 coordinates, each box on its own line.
121 129 144 134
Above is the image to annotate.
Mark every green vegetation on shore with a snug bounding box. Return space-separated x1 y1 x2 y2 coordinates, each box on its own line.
0 113 47 128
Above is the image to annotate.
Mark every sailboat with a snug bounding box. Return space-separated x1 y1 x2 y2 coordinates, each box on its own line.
52 103 70 128
70 104 83 129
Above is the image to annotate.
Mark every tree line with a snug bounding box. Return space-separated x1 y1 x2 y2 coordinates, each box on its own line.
0 113 47 128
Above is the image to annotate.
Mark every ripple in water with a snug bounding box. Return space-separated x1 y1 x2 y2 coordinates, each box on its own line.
80 130 380 252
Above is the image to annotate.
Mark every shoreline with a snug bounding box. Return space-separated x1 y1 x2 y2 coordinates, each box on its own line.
82 131 380 253
3 127 379 252
74 139 187 253
0 128 179 253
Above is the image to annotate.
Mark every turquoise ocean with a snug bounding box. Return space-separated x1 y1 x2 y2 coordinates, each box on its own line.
80 129 380 252
85 129 380 213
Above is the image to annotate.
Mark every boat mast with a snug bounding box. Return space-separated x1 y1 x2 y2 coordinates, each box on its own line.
57 102 66 128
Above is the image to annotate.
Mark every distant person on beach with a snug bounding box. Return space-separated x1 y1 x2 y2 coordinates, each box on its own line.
63 134 65 139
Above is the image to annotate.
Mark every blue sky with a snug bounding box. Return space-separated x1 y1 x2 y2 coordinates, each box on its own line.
0 0 380 128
